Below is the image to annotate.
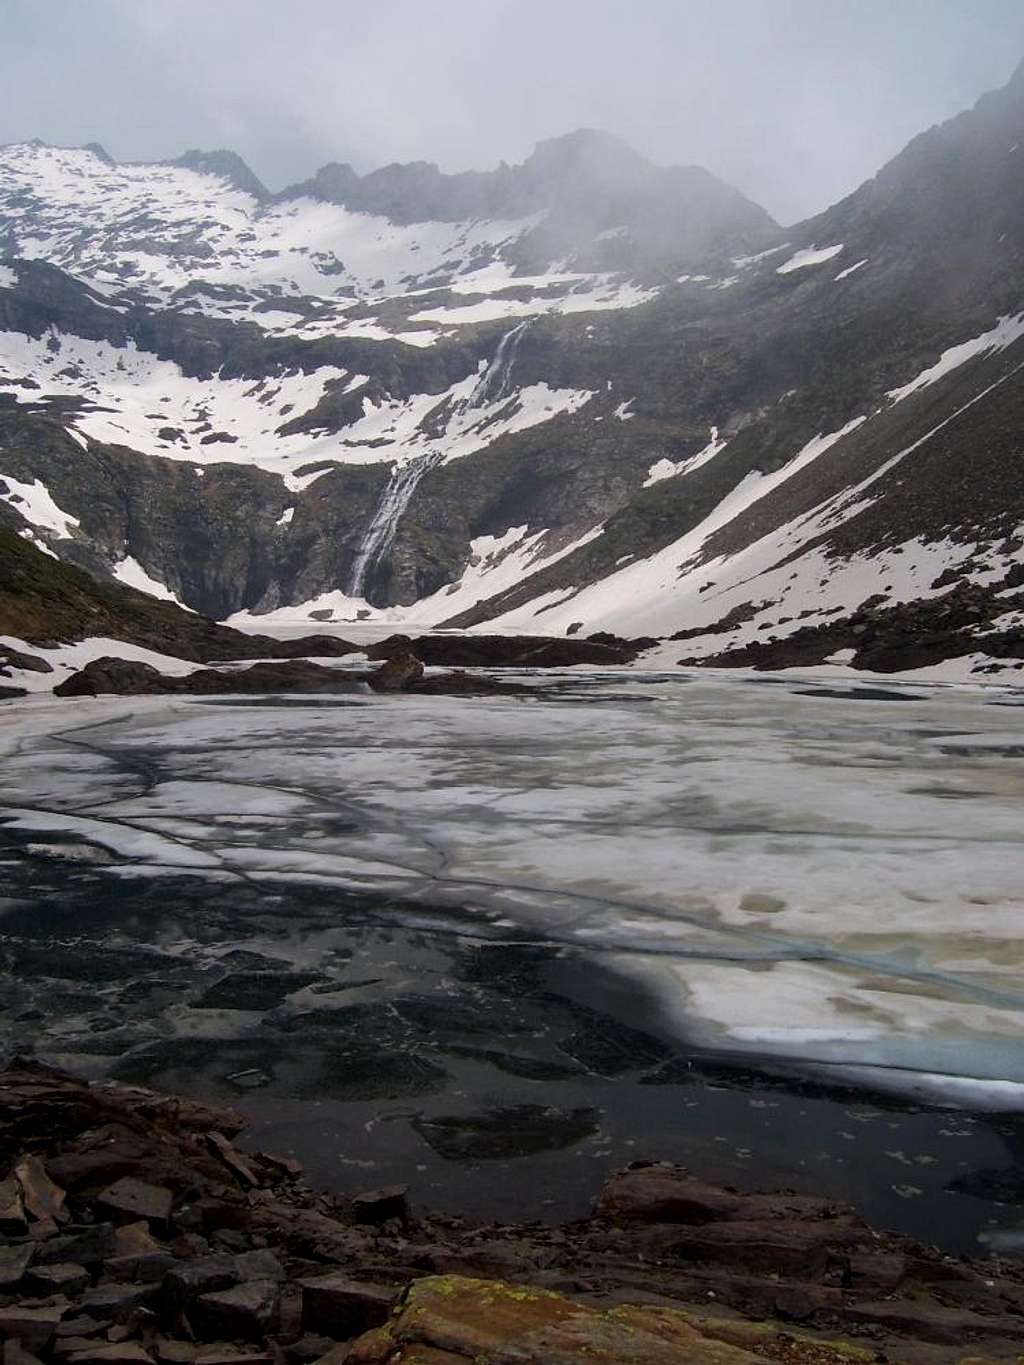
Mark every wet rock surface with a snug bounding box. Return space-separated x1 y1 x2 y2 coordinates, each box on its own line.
0 1062 1020 1364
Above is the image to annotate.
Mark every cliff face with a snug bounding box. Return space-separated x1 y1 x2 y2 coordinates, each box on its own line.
0 68 1022 675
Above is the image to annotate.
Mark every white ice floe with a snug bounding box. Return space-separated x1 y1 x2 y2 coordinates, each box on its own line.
3 671 1023 1105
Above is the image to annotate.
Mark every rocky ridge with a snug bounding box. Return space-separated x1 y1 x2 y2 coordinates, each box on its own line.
0 1060 1021 1365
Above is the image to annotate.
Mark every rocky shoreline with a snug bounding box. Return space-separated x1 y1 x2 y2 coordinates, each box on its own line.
0 1060 1021 1364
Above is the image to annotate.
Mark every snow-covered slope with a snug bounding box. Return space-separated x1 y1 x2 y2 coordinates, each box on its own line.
1 68 1024 678
0 134 762 339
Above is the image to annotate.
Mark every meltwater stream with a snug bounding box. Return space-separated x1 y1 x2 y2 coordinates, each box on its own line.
2 669 1023 1250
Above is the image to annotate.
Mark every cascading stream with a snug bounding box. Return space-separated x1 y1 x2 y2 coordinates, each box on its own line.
467 317 533 408
347 450 444 598
348 319 534 598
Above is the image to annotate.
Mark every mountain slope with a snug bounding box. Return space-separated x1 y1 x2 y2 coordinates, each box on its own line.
1 70 1023 676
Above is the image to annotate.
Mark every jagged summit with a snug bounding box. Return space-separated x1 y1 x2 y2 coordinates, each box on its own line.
172 148 269 200
282 128 777 249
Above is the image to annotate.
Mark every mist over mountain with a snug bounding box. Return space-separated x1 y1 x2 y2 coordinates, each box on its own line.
1 62 1024 678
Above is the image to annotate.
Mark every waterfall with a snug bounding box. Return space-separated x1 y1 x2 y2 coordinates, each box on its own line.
467 318 532 408
348 321 533 599
347 450 444 598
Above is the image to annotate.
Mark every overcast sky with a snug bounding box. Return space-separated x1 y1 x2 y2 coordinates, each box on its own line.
3 0 1024 224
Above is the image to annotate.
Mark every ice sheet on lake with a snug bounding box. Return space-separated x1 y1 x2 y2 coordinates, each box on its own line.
2 672 1023 1106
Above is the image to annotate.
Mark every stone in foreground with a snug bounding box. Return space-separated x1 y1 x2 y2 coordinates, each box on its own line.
96 1179 173 1226
349 1186 409 1226
299 1275 396 1339
346 1276 763 1363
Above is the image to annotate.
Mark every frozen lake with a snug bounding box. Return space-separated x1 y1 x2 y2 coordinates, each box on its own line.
1 668 1023 1251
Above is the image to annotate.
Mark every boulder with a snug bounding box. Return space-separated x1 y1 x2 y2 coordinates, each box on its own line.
205 1135 259 1190
112 1225 162 1258
3 1342 45 1365
13 1156 66 1223
96 1180 173 1227
367 654 424 693
231 1251 284 1283
595 1164 745 1224
298 1275 396 1339
152 1344 194 1365
25 1263 89 1296
161 1256 239 1318
192 1281 280 1343
0 646 52 673
0 1245 34 1293
102 1252 177 1284
36 1226 117 1268
54 659 170 698
0 1178 27 1235
79 1285 159 1324
0 1302 70 1353
66 1346 154 1365
349 1186 409 1226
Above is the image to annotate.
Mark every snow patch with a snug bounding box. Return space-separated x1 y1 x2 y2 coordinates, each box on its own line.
777 243 844 274
643 426 727 487
0 474 80 538
835 258 868 281
886 313 1024 404
112 556 190 608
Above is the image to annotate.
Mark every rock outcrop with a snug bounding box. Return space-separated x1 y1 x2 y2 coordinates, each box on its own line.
0 1062 1020 1365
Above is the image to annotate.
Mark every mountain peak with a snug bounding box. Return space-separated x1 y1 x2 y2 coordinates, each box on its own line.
526 128 648 172
172 149 269 200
